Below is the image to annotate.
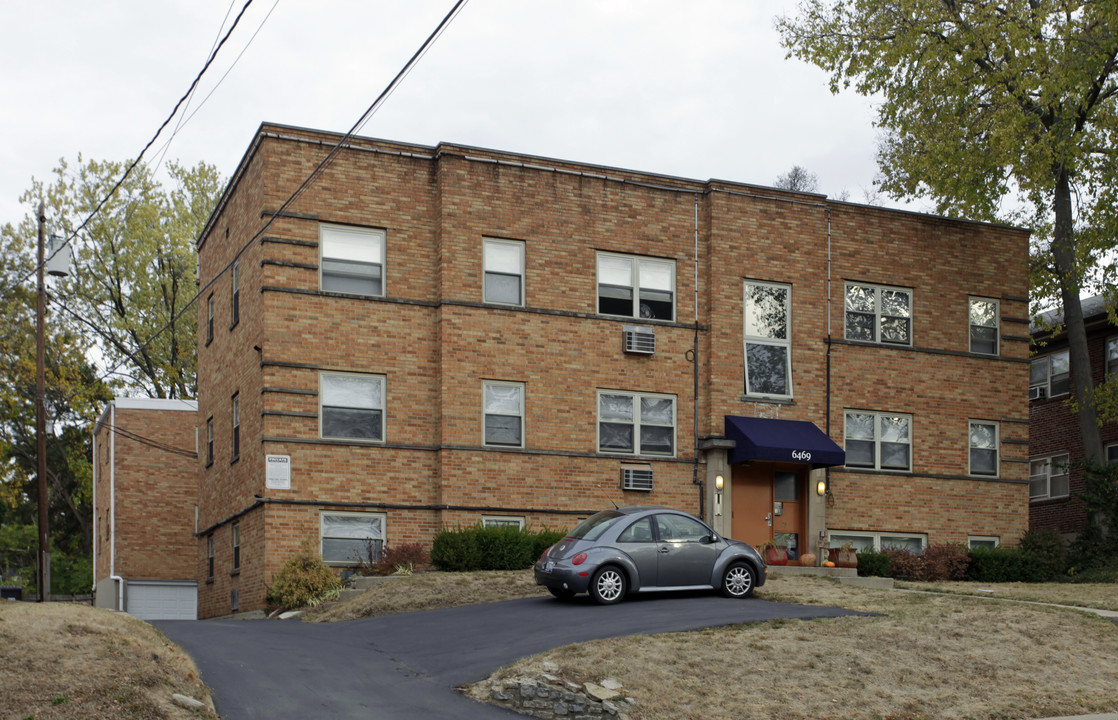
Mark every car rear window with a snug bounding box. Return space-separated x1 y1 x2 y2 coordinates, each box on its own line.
567 510 624 541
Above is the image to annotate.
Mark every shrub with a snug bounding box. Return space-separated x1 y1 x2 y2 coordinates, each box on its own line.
922 543 970 581
856 550 890 577
1067 461 1118 574
431 524 564 572
885 548 925 580
1018 528 1067 579
267 541 343 610
966 546 1048 582
378 542 429 575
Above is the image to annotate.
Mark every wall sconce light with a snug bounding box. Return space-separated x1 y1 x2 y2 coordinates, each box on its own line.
816 479 827 496
715 474 724 491
714 474 724 516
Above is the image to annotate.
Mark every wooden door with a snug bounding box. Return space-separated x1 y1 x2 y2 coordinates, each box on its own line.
730 464 772 546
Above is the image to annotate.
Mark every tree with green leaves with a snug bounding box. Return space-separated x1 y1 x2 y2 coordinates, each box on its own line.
7 157 224 399
0 156 222 590
777 1 1118 462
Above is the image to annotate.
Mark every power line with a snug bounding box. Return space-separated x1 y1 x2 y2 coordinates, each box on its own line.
87 0 471 395
0 0 256 301
102 421 198 459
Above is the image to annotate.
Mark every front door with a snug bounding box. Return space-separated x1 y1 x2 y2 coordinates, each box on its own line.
731 464 806 561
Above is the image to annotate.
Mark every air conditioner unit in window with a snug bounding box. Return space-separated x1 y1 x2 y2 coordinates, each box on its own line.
622 325 655 354
1029 386 1047 400
620 465 654 492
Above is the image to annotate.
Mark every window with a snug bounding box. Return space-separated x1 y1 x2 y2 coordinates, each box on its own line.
231 260 240 328
617 517 655 543
969 536 1000 549
828 531 926 553
598 391 675 456
743 281 792 398
206 294 214 344
321 511 385 565
482 516 525 529
1030 349 1069 398
483 238 524 306
655 513 709 542
1107 337 1118 376
844 283 912 345
230 394 240 461
844 411 912 471
320 224 385 296
483 381 524 447
969 421 999 476
969 298 998 354
597 253 675 321
206 536 214 581
205 417 214 467
1029 454 1069 500
320 372 384 441
231 523 240 572
1109 444 1118 465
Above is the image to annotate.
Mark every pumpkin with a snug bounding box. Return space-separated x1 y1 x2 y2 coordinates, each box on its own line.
822 560 836 568
799 553 817 567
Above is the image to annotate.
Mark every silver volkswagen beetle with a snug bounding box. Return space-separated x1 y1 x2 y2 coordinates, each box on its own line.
534 505 766 604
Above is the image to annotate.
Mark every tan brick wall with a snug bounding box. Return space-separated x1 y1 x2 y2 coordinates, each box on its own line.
93 403 198 586
186 124 1030 615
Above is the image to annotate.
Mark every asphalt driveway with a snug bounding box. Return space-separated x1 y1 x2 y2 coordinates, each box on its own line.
156 593 867 720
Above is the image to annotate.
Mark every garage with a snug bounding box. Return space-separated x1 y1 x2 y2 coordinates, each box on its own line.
126 579 198 620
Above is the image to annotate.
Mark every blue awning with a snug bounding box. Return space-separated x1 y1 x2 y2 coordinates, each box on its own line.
724 416 845 468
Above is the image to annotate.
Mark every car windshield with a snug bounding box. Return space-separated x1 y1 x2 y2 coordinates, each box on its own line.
566 510 625 541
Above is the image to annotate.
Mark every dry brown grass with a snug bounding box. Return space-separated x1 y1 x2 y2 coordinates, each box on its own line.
305 569 548 622
895 580 1118 611
0 601 214 720
467 576 1118 720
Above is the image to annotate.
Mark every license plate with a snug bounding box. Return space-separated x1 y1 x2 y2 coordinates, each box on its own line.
543 561 554 572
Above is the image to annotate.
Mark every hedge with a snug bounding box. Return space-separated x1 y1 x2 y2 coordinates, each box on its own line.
431 524 566 572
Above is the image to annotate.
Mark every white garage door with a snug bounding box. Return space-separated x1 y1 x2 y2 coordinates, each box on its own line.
127 580 198 620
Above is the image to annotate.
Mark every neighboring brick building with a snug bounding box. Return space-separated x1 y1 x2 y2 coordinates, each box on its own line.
171 122 1030 617
92 398 199 619
1029 295 1118 539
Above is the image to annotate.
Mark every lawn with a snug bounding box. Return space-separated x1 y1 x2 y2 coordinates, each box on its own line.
0 601 214 720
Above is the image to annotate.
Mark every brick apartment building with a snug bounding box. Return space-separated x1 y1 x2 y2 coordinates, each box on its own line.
1029 295 1118 538
92 398 199 619
96 122 1032 618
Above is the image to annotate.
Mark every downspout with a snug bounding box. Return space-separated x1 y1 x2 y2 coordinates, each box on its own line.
91 418 97 596
691 194 703 519
824 207 833 499
108 402 124 611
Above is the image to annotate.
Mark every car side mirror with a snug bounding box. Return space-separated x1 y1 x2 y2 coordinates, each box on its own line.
702 533 718 544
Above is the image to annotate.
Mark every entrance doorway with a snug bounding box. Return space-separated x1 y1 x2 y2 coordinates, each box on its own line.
730 464 806 561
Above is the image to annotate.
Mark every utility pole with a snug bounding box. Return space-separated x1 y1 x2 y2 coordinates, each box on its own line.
36 200 50 602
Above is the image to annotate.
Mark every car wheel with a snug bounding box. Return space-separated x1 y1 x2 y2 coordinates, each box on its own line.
722 562 754 598
547 587 575 601
589 566 627 605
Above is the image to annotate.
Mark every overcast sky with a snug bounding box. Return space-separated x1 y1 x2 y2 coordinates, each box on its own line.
1 1 918 226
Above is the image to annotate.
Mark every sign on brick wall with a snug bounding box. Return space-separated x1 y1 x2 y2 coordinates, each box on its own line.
265 455 291 490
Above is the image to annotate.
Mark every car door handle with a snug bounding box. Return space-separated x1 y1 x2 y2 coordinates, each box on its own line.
658 546 671 553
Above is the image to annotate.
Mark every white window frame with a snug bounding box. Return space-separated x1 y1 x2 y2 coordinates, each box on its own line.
597 390 677 457
1029 453 1070 501
482 515 525 529
1106 336 1118 376
231 259 240 327
843 410 913 472
596 252 676 321
231 394 240 461
319 223 386 297
483 380 525 448
231 522 240 572
844 282 913 346
968 536 1000 549
1108 443 1118 465
968 420 999 477
1030 349 1070 399
483 238 525 306
320 510 386 566
320 371 386 443
969 297 999 355
828 531 926 553
743 280 793 399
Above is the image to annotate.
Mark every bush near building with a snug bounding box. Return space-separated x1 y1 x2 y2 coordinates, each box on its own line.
431 525 565 572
